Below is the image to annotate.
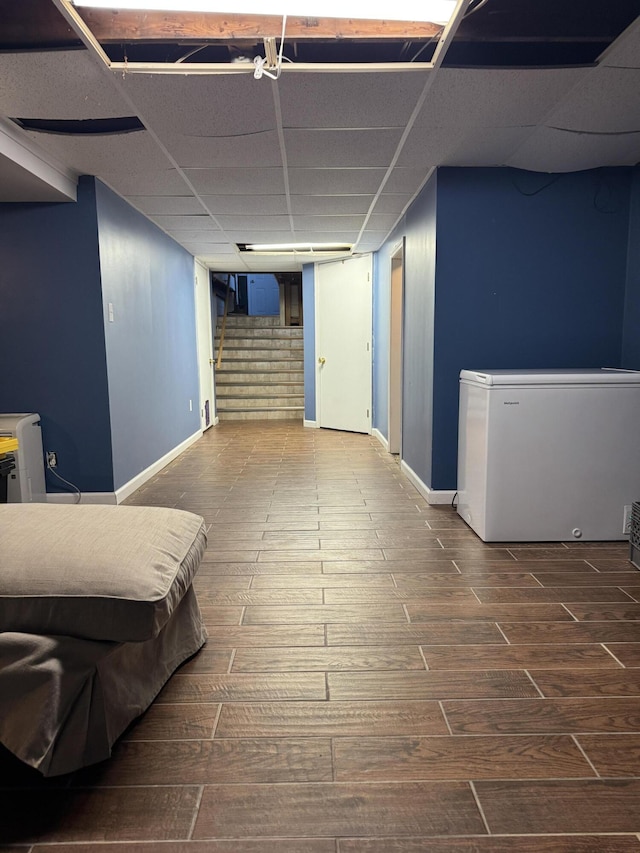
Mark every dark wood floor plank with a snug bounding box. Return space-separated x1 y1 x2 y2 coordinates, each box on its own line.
474 779 640 833
252 572 395 588
531 669 640 697
325 588 479 604
123 703 220 740
474 587 633 603
337 837 640 852
193 781 486 838
197 589 324 605
328 671 538 701
216 700 449 737
561 604 640 621
243 604 407 624
0 787 200 843
498 621 640 644
604 643 640 666
32 843 336 852
421 643 621 670
73 738 333 785
202 625 326 647
443 697 640 733
334 733 594 781
232 646 426 672
532 571 640 587
407 603 573 622
577 733 640 776
156 673 327 703
327 623 506 646
393 572 540 588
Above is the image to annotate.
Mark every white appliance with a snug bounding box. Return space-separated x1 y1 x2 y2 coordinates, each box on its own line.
457 369 640 542
0 413 47 502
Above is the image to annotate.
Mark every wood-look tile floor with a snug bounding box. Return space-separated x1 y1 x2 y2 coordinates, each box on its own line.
3 420 640 852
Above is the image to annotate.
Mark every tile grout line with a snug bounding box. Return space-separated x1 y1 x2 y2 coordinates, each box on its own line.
187 784 205 839
468 779 492 835
571 733 602 778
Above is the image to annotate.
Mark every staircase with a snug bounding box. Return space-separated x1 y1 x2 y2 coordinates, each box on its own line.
214 315 304 421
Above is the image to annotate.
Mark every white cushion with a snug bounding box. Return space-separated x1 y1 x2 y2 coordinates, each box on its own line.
0 504 207 642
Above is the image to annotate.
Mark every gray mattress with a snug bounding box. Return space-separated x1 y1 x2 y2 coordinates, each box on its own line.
0 585 207 776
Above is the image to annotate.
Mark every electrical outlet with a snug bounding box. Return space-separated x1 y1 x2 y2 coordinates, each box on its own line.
46 451 58 469
623 505 633 536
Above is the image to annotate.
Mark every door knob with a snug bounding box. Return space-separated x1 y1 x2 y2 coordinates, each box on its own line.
318 357 326 364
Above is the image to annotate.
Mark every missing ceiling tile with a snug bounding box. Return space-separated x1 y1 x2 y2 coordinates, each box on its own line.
11 116 145 135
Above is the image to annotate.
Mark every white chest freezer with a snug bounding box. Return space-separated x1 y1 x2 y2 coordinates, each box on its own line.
457 368 640 542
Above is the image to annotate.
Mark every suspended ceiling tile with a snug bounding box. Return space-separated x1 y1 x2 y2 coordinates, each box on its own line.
120 73 276 136
147 213 218 231
200 194 289 215
0 50 130 119
384 167 431 194
21 129 171 182
160 229 227 242
125 195 204 215
414 67 587 129
289 195 373 214
293 214 365 230
366 213 404 232
373 194 413 214
290 230 359 242
277 71 429 128
356 231 390 251
288 168 386 195
505 125 640 172
396 126 467 168
161 130 282 168
283 128 403 168
104 168 188 196
182 242 235 254
215 214 292 230
226 230 295 242
544 67 640 133
444 126 534 167
185 167 285 195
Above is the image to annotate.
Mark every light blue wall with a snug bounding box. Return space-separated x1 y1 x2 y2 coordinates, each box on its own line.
0 176 114 493
623 165 640 369
302 263 316 422
247 273 280 315
95 180 200 491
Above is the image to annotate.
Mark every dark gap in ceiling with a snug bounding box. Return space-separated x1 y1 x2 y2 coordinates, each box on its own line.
0 0 638 68
12 117 145 135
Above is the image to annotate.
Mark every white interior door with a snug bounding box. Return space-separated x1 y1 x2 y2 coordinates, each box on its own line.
194 261 215 429
315 255 372 433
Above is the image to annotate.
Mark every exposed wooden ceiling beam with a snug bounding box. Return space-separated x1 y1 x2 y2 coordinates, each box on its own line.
78 8 443 41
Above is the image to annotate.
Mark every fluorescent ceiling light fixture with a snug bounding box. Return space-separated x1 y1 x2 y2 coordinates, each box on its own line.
72 0 456 25
240 242 352 253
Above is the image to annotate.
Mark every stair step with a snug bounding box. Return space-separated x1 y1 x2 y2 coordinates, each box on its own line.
219 409 304 421
216 384 304 396
215 338 303 350
216 371 303 384
217 394 303 407
216 328 303 340
217 347 303 360
222 315 281 327
218 359 304 371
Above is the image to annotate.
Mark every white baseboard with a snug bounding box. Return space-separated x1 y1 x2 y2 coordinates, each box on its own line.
115 429 203 503
400 459 456 505
372 428 389 451
213 416 219 426
303 419 318 428
46 429 204 505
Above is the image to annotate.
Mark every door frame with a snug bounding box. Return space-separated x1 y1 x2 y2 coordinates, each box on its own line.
194 260 216 430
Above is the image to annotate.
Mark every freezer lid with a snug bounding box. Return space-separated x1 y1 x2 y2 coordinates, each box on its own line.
460 368 640 387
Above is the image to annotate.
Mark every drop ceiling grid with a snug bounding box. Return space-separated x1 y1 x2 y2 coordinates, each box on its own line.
158 129 283 169
541 66 640 133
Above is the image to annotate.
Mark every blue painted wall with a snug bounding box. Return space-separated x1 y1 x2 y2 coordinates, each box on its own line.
0 176 113 493
431 167 630 489
247 273 280 315
302 263 316 421
623 166 640 369
372 166 632 495
95 180 200 491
